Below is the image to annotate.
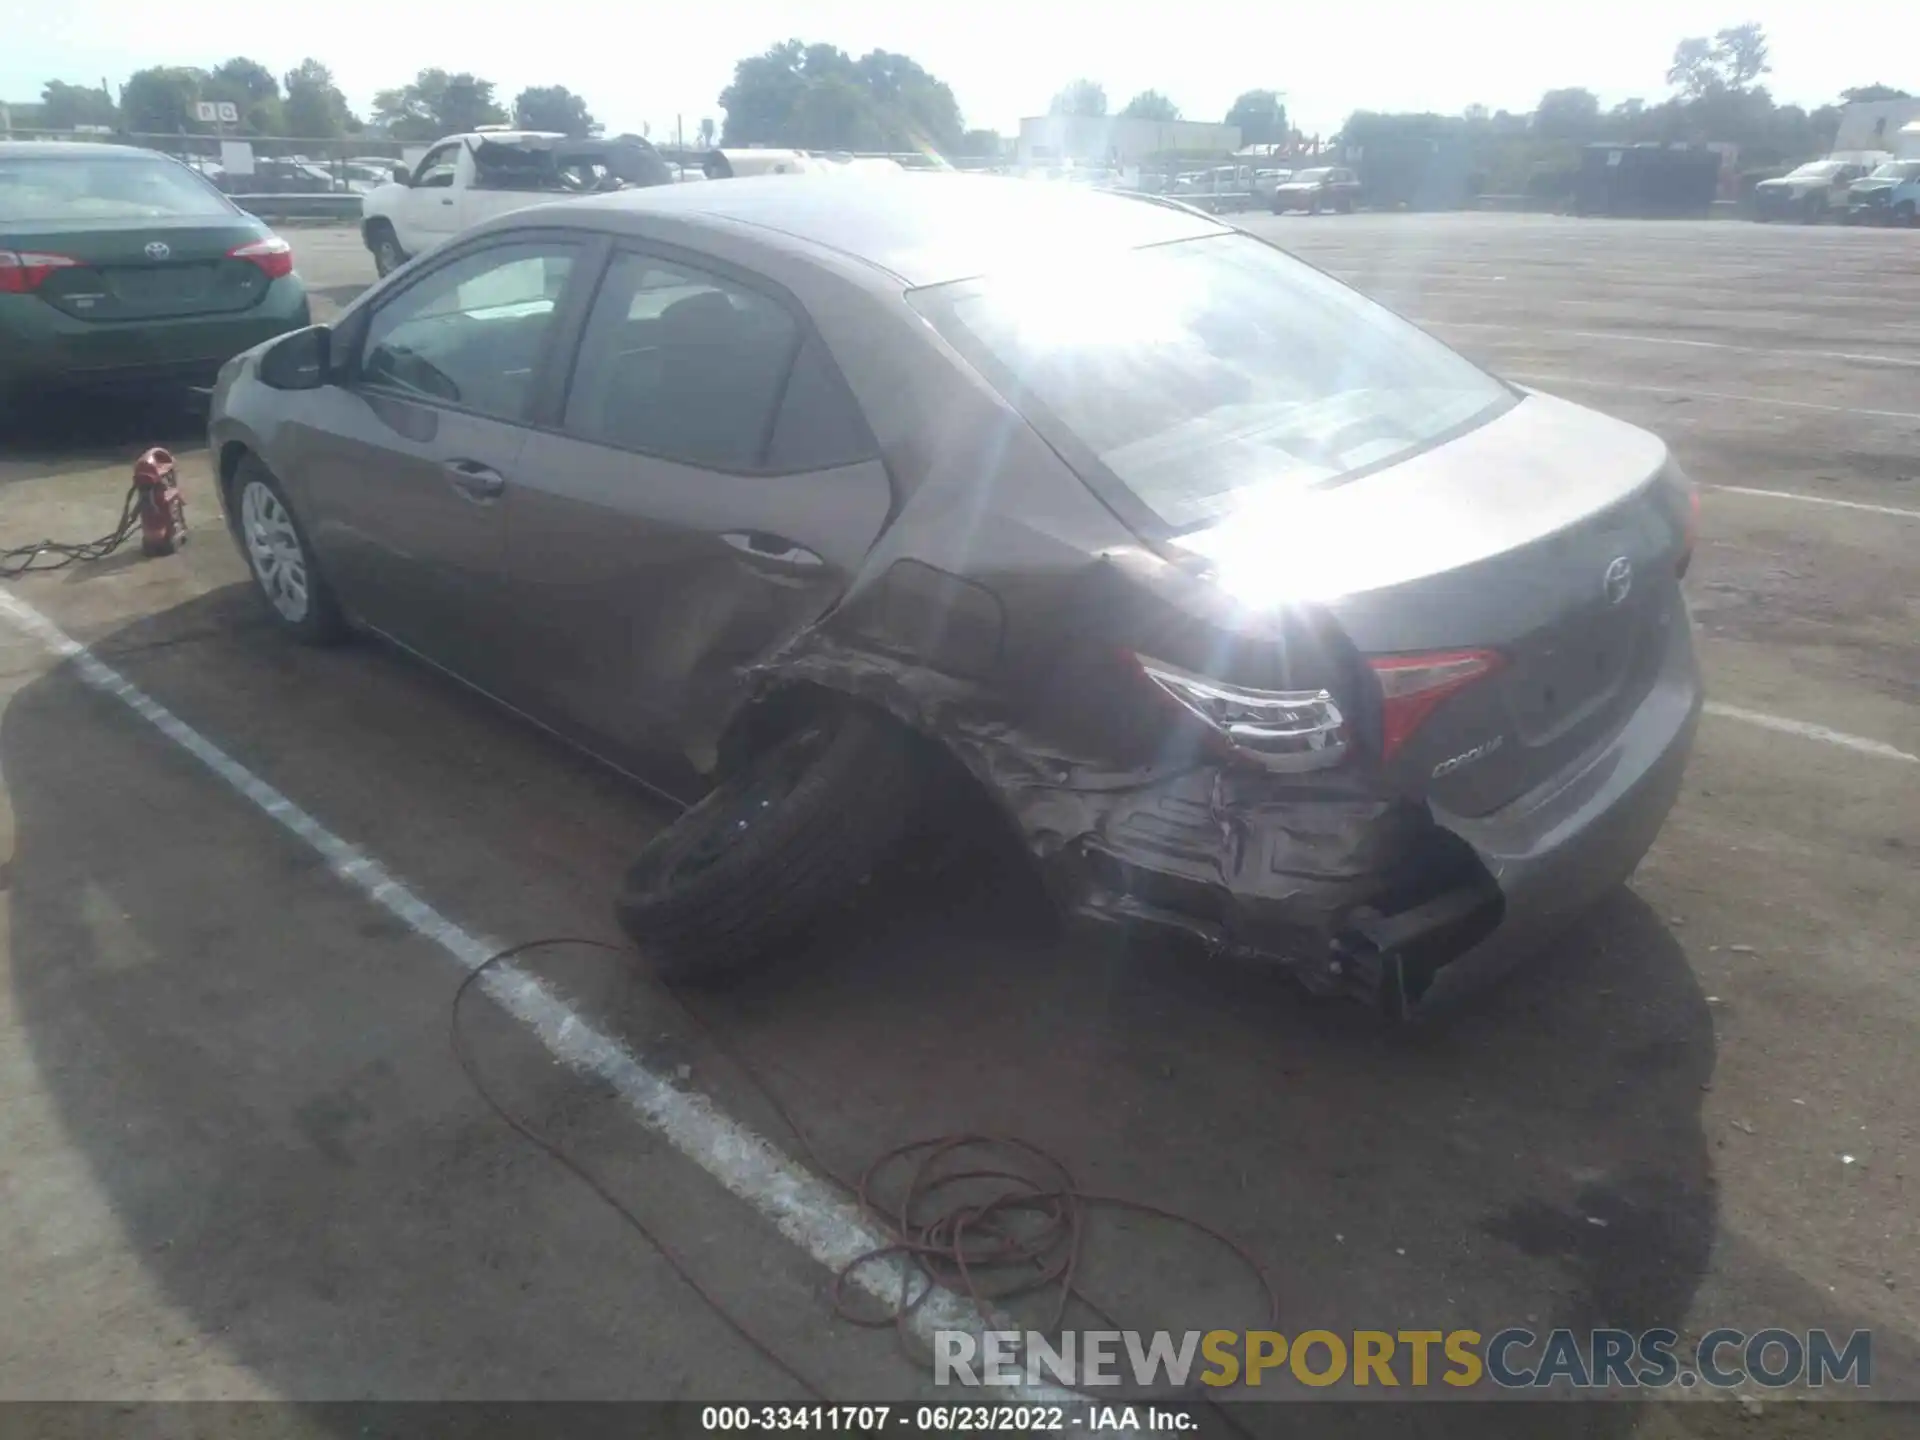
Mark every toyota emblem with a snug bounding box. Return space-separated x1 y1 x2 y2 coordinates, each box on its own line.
144 241 171 260
1603 556 1633 606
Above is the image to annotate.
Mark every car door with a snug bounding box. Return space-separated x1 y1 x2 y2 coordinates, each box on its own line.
400 140 465 254
291 231 594 691
504 246 893 775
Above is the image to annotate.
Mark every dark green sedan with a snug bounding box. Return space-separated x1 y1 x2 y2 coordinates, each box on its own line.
1 141 311 413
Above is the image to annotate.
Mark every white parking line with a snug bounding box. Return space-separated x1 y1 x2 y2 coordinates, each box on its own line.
1420 320 1920 371
1704 702 1918 763
1708 485 1920 520
0 586 1067 1407
1503 373 1920 423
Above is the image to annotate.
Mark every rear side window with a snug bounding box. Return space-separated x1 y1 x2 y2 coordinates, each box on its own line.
563 250 801 470
0 155 233 224
763 337 873 472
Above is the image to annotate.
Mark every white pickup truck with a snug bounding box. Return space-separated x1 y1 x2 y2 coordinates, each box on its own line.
359 130 672 275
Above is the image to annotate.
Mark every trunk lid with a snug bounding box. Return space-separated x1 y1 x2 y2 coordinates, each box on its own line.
11 216 276 321
1170 392 1690 815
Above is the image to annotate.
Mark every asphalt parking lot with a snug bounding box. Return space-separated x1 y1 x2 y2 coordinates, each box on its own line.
1 212 1915 1433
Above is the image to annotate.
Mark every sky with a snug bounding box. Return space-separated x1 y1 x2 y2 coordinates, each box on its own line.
9 2 1915 142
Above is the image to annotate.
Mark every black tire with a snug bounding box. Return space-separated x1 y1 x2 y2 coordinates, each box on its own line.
366 221 406 277
1898 202 1918 229
1335 195 1354 214
617 705 922 981
231 454 346 644
1800 195 1823 224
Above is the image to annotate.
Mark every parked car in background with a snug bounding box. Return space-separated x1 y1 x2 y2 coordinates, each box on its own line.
1751 158 1878 221
1251 168 1294 201
232 157 347 196
359 130 672 275
1270 166 1360 213
210 174 1700 1017
0 141 309 415
1845 160 1920 225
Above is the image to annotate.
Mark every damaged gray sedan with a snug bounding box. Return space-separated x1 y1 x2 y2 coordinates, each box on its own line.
209 175 1702 1014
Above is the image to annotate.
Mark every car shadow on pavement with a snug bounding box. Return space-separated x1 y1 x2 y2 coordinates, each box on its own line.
0 392 209 487
3 588 1907 1429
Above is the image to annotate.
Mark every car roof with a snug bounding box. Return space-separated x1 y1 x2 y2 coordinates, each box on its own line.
0 140 170 160
555 171 1228 287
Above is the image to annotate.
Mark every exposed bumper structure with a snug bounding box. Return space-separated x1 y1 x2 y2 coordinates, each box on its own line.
752 606 1700 1016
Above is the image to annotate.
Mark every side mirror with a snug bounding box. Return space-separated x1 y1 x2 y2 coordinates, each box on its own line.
258 325 333 391
389 167 411 187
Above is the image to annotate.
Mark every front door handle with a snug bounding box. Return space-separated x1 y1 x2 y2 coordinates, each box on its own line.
444 459 506 501
720 531 823 570
440 197 454 206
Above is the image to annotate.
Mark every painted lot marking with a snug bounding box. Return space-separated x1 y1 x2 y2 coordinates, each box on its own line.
1419 319 1920 371
0 586 1066 1408
1704 702 1918 764
1708 485 1920 521
1502 373 1920 423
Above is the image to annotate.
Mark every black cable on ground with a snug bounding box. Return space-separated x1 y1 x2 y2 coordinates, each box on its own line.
451 936 1279 1430
1 484 142 579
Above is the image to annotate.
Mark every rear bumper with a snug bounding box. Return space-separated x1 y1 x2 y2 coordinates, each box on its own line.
0 279 310 395
1056 604 1702 1014
1420 602 1702 1007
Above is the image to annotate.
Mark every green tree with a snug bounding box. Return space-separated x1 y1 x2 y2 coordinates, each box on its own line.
1119 90 1179 122
1049 79 1107 118
371 70 506 141
1666 38 1720 99
718 40 962 152
1840 84 1912 103
1225 88 1287 145
206 57 283 133
120 66 208 133
514 85 600 137
39 80 118 130
283 59 355 138
1533 87 1599 140
958 128 1002 157
1712 23 1770 90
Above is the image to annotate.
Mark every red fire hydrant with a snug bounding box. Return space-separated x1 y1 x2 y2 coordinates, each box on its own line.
133 447 188 557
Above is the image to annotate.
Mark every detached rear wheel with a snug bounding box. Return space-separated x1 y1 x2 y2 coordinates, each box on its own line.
617 704 923 981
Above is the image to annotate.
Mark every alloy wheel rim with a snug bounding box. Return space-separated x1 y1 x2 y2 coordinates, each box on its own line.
241 481 309 623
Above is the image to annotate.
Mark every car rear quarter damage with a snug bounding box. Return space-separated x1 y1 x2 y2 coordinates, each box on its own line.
735 553 1507 1016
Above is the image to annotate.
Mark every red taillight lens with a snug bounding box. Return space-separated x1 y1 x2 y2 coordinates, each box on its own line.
0 249 82 294
228 235 295 280
1368 650 1504 762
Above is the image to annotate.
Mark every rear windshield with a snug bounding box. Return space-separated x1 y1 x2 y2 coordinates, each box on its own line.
913 233 1514 532
0 155 234 224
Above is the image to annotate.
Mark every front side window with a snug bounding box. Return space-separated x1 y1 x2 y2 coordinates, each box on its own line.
360 241 577 421
0 155 233 224
914 233 1514 533
563 250 800 469
415 145 460 188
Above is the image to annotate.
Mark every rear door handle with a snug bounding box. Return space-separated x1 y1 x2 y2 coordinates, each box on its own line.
444 459 506 501
439 197 454 206
720 531 823 570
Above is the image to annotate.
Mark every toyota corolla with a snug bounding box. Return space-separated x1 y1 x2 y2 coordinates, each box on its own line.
207 174 1702 1014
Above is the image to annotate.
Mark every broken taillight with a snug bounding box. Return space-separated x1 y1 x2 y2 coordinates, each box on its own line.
0 250 81 293
1134 654 1349 772
1368 650 1505 763
228 235 295 280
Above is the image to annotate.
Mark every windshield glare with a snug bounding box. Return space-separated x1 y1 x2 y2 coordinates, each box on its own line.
916 233 1514 532
1292 168 1333 182
1869 163 1919 180
1791 162 1844 178
0 156 233 224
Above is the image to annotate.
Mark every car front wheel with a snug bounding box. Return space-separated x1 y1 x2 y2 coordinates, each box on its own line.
234 456 345 643
616 703 923 981
366 222 406 277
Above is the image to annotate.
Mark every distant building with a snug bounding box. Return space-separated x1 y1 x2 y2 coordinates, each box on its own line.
1017 115 1240 167
1833 99 1920 155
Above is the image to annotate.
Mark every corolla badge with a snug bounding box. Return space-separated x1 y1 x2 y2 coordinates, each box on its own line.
144 241 171 260
1603 556 1633 606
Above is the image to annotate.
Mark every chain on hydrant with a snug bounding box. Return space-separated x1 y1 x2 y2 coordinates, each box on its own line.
133 446 188 557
